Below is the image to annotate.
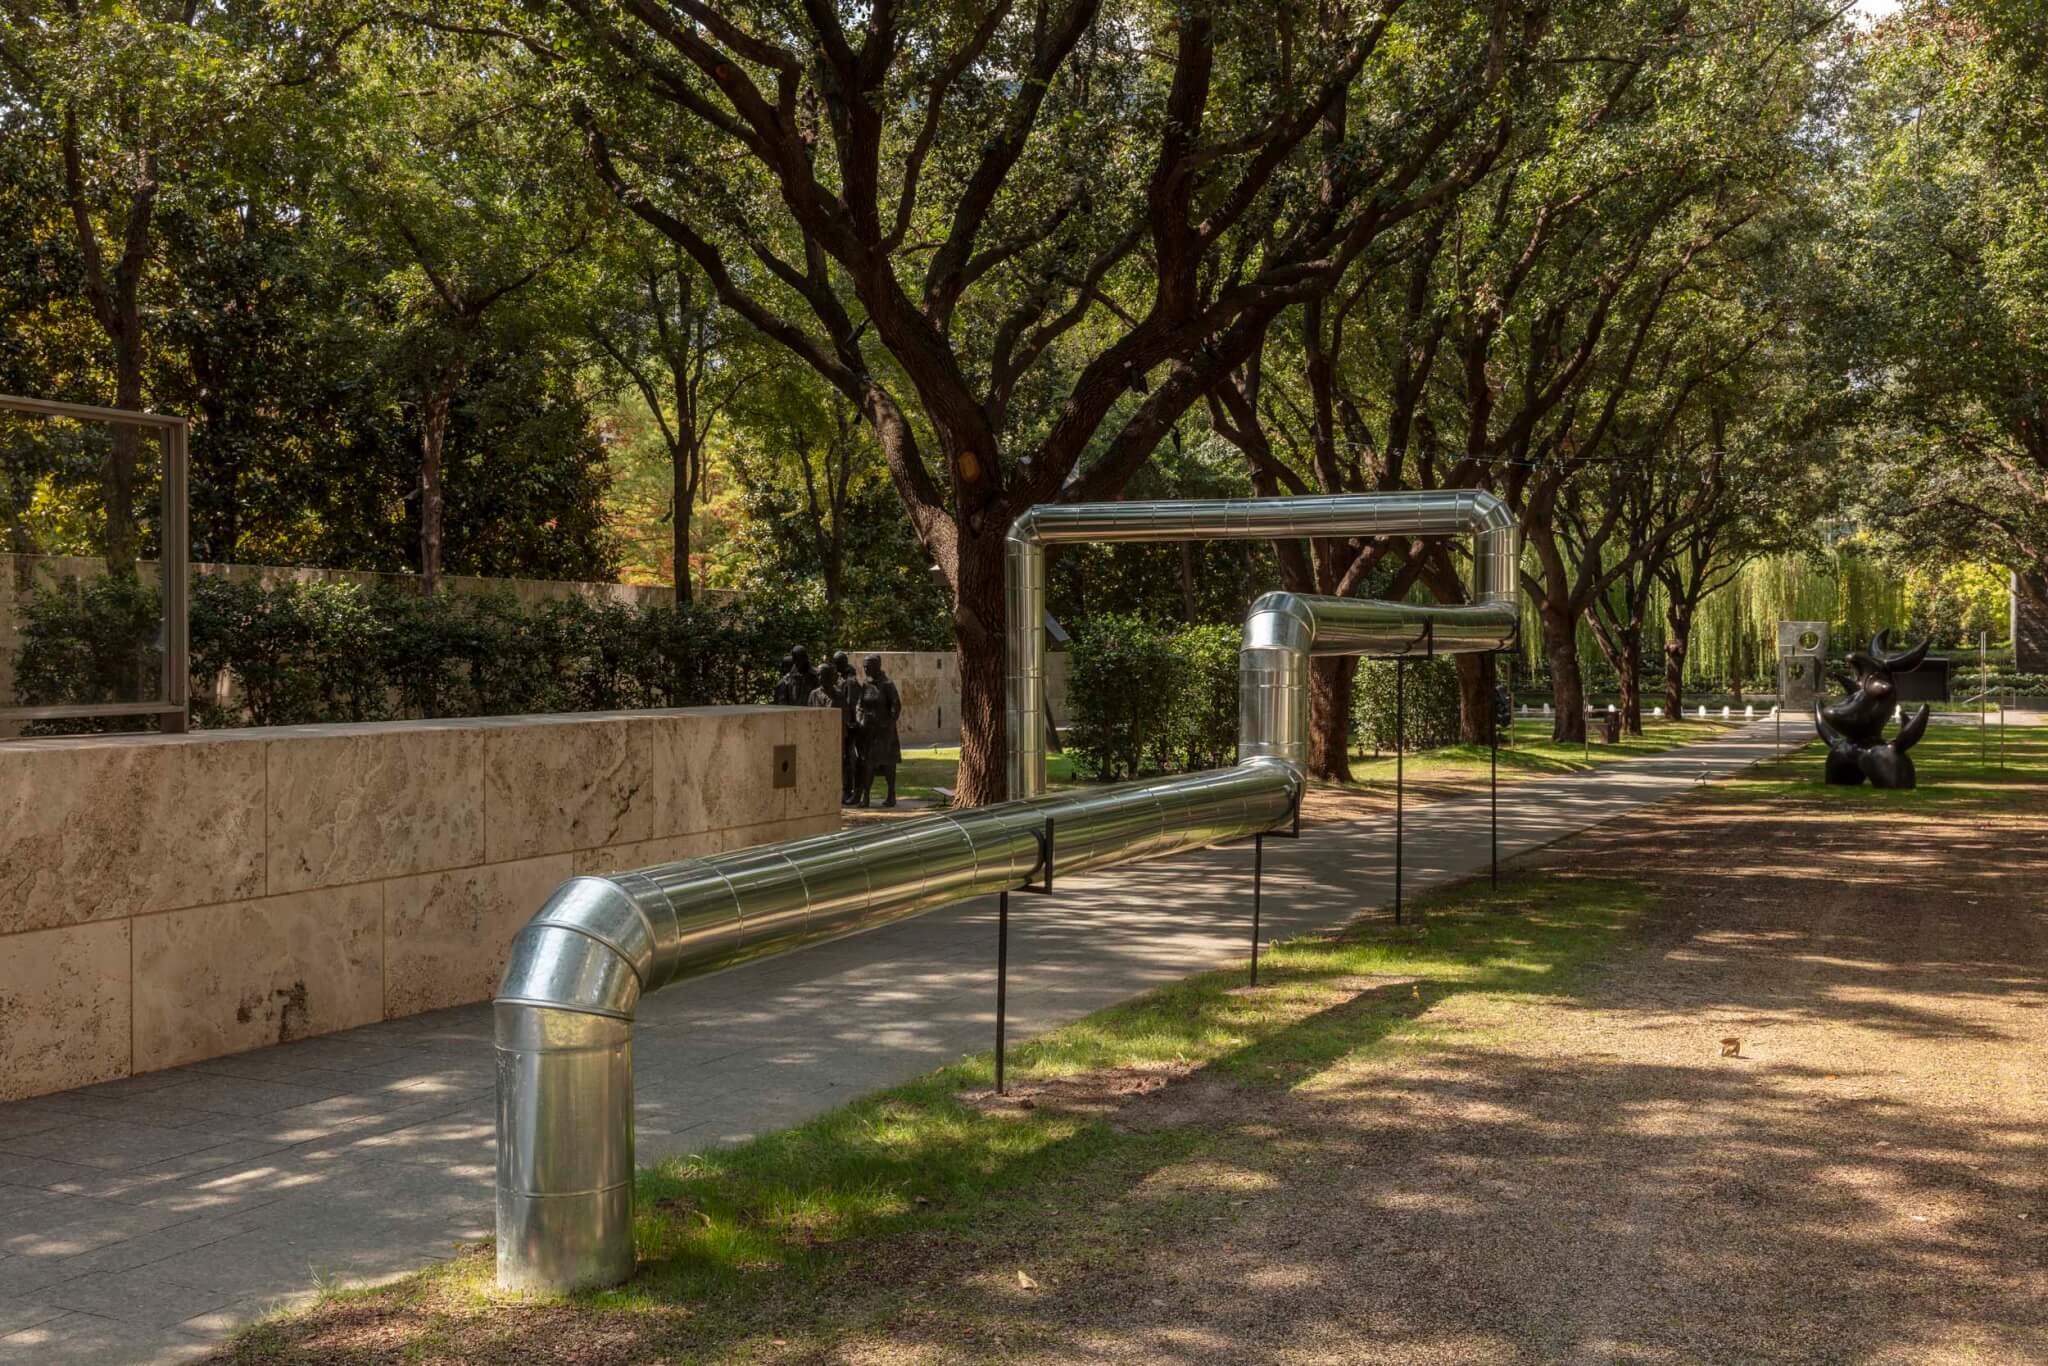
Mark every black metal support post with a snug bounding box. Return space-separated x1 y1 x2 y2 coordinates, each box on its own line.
1395 657 1405 925
996 816 1058 1097
1247 786 1302 986
994 889 1009 1095
1250 834 1264 986
1490 710 1499 889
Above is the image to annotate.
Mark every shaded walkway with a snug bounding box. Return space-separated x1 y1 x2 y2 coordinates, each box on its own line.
0 721 1799 1363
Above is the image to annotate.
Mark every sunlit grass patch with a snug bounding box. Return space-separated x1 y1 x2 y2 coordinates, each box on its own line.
1727 720 2048 809
1343 718 1738 787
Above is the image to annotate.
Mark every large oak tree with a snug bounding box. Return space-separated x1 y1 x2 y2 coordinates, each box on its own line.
466 0 1533 801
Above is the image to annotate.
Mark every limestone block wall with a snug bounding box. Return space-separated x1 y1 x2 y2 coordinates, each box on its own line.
0 706 838 1101
871 651 1070 748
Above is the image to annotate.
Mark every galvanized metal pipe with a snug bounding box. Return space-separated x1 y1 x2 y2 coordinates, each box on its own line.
494 492 1519 1293
1006 490 1519 797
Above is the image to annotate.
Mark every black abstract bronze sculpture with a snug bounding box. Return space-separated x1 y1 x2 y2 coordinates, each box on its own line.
1812 630 1932 789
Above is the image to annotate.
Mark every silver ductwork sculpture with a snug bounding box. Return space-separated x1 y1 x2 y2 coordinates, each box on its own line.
493 490 1518 1293
1006 490 1519 796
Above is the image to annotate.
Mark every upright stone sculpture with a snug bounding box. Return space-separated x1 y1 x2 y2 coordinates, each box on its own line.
1776 620 1828 707
854 654 902 808
1813 630 1932 789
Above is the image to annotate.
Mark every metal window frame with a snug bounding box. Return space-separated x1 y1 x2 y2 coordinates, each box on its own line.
1 394 190 734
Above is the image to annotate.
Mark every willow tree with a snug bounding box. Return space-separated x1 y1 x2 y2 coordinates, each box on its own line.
437 0 1529 802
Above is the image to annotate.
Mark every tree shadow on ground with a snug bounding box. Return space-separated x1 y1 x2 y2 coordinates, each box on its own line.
850 746 2048 1364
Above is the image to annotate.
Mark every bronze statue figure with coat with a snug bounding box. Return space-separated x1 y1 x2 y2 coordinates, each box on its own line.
832 650 862 804
854 654 902 808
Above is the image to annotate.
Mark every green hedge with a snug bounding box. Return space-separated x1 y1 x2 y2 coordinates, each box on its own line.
1166 624 1240 770
12 574 828 730
1353 657 1462 753
11 574 164 720
1065 617 1241 781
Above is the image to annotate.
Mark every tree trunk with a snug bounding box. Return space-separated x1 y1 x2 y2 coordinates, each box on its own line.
1544 615 1587 742
1663 601 1691 717
1618 635 1643 735
951 531 1009 805
419 369 458 594
104 329 145 578
1454 652 1497 745
672 457 692 604
1417 549 1494 744
1308 656 1357 781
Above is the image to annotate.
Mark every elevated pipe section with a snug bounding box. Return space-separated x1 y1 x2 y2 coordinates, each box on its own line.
494 491 1518 1293
1006 491 1519 796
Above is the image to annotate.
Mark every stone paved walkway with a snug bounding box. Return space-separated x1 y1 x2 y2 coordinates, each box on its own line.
0 720 1802 1364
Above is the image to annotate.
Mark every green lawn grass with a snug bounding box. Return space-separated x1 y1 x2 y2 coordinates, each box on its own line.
894 717 1735 802
1342 717 1737 787
220 870 1652 1362
893 745 1083 801
1726 716 2046 808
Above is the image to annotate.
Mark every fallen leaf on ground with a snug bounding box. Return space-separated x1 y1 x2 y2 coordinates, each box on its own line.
1721 1037 1741 1057
1017 1270 1040 1291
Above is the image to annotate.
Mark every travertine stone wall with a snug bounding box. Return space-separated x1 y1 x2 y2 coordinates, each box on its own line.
868 651 1070 748
0 706 838 1101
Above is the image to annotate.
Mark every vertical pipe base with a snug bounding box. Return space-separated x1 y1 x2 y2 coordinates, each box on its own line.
495 1004 636 1292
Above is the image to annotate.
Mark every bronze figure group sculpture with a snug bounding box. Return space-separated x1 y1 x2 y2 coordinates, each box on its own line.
1813 630 1932 789
778 646 901 807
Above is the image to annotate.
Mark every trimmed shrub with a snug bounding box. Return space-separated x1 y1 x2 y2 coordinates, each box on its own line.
1066 618 1245 780
12 574 163 731
13 573 830 731
1353 656 1461 752
189 576 391 726
1166 624 1239 770
1066 615 1179 781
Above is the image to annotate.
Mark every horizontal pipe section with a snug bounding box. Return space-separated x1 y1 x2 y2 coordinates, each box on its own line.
496 491 1520 1293
1005 490 1518 798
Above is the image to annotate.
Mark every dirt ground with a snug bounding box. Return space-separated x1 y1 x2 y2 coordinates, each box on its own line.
837 785 2048 1363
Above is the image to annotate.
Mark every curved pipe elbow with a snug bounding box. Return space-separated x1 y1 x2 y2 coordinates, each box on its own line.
497 874 678 1022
